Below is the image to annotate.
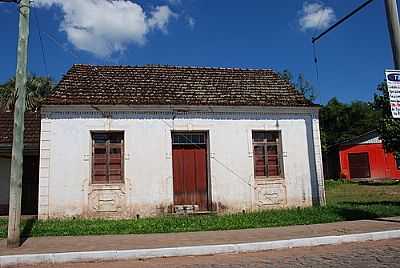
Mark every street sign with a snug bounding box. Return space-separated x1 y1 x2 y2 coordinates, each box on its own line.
385 70 400 118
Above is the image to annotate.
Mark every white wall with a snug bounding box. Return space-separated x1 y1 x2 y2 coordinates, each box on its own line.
38 107 324 219
0 157 11 206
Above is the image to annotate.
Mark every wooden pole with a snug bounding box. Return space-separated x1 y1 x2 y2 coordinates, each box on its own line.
7 0 30 248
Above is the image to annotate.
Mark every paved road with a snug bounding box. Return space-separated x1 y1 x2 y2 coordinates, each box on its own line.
28 239 400 268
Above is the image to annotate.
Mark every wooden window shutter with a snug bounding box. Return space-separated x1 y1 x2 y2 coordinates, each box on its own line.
252 131 283 179
92 132 124 184
93 143 108 184
108 142 123 183
254 145 266 177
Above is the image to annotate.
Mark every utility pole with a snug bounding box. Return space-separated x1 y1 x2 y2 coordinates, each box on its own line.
385 0 400 69
6 0 30 248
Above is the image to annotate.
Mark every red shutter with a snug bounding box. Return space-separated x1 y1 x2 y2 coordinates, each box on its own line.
254 145 266 177
92 132 124 184
267 145 279 176
93 144 108 184
109 143 123 183
253 131 283 178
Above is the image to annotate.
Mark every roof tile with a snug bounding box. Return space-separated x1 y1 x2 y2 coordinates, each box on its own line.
0 112 40 145
45 64 314 107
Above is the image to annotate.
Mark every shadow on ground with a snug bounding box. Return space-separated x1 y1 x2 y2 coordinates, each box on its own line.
332 207 380 221
358 180 400 186
340 201 400 206
20 218 36 246
331 200 400 222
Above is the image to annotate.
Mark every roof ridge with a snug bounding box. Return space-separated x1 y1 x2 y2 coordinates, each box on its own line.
72 63 274 72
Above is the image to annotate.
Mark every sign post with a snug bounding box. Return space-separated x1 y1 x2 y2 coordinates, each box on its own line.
386 70 400 118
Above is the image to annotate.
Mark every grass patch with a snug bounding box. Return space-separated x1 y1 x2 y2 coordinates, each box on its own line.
0 181 399 238
0 219 6 238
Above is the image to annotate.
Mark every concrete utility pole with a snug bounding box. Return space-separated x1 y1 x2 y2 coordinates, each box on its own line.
7 0 30 248
385 0 400 69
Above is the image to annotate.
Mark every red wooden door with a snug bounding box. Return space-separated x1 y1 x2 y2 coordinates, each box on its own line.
172 144 208 211
348 153 371 178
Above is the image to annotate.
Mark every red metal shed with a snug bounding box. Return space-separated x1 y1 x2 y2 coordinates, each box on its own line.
337 131 400 180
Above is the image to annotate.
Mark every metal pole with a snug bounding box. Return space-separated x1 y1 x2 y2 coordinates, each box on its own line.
7 0 30 248
385 0 400 69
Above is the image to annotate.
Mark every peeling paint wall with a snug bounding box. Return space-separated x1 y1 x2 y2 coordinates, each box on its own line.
38 107 324 219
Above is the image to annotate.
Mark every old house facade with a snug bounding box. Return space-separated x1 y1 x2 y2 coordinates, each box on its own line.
0 112 40 216
37 65 325 219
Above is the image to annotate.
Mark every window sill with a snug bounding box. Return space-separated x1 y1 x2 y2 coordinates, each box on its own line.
90 183 125 190
255 177 285 182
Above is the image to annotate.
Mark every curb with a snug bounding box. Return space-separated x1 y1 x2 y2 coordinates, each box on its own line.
1 229 400 267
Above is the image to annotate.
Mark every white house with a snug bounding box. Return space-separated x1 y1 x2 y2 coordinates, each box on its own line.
37 64 325 219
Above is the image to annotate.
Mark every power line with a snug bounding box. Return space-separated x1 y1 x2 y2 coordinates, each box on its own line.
311 0 377 103
312 0 376 44
311 6 325 83
43 31 79 59
312 38 319 82
32 8 49 77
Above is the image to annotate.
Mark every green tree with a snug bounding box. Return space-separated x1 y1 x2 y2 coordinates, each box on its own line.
373 82 400 155
279 70 317 102
319 98 380 152
0 75 53 112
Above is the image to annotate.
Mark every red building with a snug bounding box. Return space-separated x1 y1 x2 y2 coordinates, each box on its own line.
325 131 400 180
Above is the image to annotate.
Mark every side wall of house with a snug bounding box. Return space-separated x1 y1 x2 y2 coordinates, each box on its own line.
339 143 400 180
0 157 10 214
38 109 324 219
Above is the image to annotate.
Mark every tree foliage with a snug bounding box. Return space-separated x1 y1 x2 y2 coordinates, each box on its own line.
319 98 380 152
0 75 53 112
279 70 317 102
279 70 380 152
373 82 400 155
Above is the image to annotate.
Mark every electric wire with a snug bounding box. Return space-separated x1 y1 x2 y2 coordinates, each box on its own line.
32 7 49 77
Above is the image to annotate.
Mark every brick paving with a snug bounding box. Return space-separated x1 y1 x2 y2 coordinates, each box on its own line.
0 217 400 256
23 238 400 267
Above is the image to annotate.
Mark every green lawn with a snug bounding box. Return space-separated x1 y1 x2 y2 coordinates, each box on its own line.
0 180 399 238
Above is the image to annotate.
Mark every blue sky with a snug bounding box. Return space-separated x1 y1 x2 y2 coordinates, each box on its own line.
0 0 396 104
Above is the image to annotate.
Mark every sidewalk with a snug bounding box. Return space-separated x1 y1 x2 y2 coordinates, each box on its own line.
1 217 400 256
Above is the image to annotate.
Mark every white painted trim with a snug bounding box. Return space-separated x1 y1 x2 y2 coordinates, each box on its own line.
1 230 399 267
42 105 320 115
38 120 51 220
312 117 325 205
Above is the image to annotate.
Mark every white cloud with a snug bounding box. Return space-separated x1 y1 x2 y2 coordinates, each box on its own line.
148 6 177 33
298 2 336 31
34 0 177 57
186 16 195 29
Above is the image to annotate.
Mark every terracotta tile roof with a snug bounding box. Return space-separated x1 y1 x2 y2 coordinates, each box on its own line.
0 112 40 145
45 64 315 107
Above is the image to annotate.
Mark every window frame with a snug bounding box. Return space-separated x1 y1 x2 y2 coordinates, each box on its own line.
91 131 125 185
252 130 284 180
171 132 207 146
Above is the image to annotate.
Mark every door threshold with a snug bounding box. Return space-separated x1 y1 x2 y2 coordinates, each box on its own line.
173 210 216 216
